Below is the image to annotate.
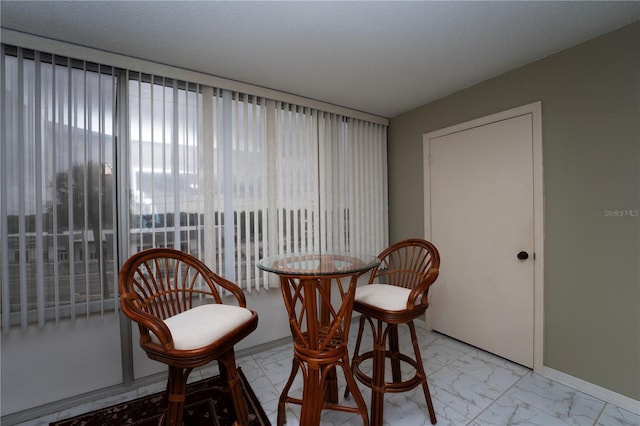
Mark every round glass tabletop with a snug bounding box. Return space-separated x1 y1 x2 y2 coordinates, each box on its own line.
257 252 380 276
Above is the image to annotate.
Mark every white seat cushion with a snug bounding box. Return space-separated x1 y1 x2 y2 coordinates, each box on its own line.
354 283 411 311
150 304 254 350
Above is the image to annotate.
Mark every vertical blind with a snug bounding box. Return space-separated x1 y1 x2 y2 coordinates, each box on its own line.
272 102 320 255
319 114 388 255
127 74 205 258
203 90 269 291
1 46 118 331
1 44 388 330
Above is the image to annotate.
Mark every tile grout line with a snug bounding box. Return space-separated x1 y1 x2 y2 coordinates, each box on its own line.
464 371 533 426
592 402 608 426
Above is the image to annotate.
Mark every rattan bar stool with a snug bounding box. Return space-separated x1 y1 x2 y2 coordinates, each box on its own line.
345 239 440 426
119 248 258 426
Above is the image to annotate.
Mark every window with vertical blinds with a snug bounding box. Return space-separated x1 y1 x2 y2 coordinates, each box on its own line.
1 46 118 331
270 102 320 255
258 103 388 288
1 44 388 330
319 114 388 255
127 74 205 259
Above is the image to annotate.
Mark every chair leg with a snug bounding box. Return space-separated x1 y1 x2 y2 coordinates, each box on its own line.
388 324 402 383
344 315 366 399
339 353 370 426
163 366 192 426
408 321 437 425
277 357 300 426
370 318 387 426
219 350 250 426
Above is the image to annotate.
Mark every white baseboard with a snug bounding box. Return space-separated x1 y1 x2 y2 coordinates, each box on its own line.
543 367 640 415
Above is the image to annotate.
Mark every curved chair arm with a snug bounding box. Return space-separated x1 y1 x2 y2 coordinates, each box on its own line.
207 272 247 308
406 267 439 309
120 293 176 350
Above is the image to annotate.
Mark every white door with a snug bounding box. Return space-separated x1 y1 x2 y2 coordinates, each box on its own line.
424 104 543 369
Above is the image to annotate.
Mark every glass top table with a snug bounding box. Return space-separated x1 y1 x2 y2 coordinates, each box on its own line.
257 251 380 426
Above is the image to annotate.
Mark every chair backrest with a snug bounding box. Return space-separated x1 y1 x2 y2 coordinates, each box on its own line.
370 238 440 292
119 248 232 322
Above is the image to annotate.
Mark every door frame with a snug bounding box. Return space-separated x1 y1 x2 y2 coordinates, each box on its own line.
422 101 544 373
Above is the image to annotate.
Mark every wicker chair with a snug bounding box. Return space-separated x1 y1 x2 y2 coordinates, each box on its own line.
118 248 259 426
346 239 440 425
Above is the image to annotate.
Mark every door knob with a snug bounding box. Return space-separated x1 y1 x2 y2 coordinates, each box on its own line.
517 251 529 260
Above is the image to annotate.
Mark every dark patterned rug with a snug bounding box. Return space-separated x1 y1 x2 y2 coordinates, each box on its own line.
50 368 270 425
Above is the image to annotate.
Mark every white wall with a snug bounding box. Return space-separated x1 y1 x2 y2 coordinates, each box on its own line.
1 287 290 418
1 316 123 414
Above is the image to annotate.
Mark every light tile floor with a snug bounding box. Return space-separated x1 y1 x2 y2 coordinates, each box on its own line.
16 321 640 426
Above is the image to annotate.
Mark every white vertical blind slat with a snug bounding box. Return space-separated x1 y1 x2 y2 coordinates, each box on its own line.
216 90 224 272
349 118 359 253
291 105 299 252
275 102 285 253
82 62 90 319
183 84 192 254
203 86 215 271
280 102 289 253
181 83 188 251
264 99 278 288
222 90 234 279
336 114 346 252
111 66 120 307
196 85 204 261
251 99 260 289
34 51 46 327
99 64 111 315
311 109 320 253
281 102 290 253
355 119 365 253
308 108 318 253
66 58 77 322
233 93 241 282
319 112 330 251
0 43 9 332
250 98 260 289
150 76 157 249
134 74 142 252
51 54 60 325
171 81 180 249
214 90 224 274
234 93 243 283
94 65 102 314
17 47 28 329
365 122 374 251
161 78 169 250
258 98 268 287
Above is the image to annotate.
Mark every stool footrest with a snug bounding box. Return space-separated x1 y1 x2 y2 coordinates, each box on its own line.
352 350 423 393
283 396 368 415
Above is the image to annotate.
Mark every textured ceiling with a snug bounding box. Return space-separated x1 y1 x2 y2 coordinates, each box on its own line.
1 1 638 118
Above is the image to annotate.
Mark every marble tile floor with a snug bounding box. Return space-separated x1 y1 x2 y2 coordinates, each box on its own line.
16 321 639 426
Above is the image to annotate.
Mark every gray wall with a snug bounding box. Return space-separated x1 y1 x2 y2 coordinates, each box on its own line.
388 22 639 400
